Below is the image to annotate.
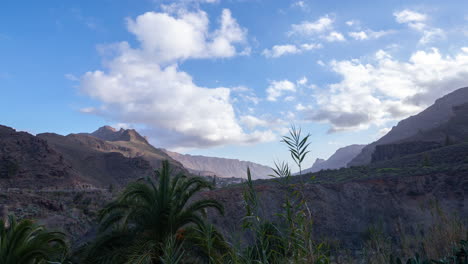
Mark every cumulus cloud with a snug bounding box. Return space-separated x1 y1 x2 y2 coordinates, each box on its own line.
394 9 427 24
240 115 269 129
266 80 296 101
393 9 444 44
79 9 274 148
289 15 334 36
307 47 468 132
348 29 394 40
262 43 322 58
323 31 346 42
297 77 308 86
288 14 346 44
126 8 247 64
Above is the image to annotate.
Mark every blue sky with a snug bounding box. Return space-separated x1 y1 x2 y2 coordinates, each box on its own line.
1 0 468 169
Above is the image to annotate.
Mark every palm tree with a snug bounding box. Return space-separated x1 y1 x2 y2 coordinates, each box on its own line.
81 160 224 264
0 215 67 264
184 222 230 263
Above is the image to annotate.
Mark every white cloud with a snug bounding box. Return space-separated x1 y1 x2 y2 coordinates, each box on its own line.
393 9 444 44
262 43 321 58
291 1 308 11
308 47 468 132
240 115 269 129
348 29 394 40
126 8 247 64
394 9 427 24
324 31 345 42
297 77 308 86
232 86 261 105
79 9 274 148
295 103 311 111
300 43 323 50
345 20 359 27
262 44 299 58
266 80 296 101
289 15 334 36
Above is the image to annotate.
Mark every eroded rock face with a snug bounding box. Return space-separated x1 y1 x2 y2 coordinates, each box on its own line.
0 125 80 189
349 87 468 166
371 141 442 163
206 171 468 248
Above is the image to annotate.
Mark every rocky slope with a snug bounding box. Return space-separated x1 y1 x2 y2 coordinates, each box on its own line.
349 87 468 166
36 126 186 188
163 150 272 179
0 125 82 189
371 102 468 163
303 144 366 173
207 143 468 248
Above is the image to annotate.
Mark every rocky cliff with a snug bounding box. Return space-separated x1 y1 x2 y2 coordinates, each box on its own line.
349 87 468 166
0 125 82 189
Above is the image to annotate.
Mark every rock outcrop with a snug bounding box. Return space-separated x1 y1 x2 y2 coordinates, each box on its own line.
0 125 81 189
349 87 468 166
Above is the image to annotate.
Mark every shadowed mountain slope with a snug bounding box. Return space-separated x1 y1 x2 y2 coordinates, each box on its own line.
349 87 468 166
0 125 82 189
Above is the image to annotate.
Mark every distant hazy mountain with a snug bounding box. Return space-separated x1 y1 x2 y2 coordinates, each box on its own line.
349 87 468 166
303 144 366 174
163 150 273 180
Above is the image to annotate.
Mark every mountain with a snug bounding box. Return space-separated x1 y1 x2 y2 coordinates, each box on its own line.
349 87 468 166
35 126 185 188
0 125 82 189
163 150 273 180
89 126 149 144
303 144 366 173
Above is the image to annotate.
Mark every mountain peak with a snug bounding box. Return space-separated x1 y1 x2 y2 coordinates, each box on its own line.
91 126 148 144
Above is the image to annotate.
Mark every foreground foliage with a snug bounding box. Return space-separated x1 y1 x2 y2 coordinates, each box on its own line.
4 126 467 263
0 215 67 264
79 160 224 264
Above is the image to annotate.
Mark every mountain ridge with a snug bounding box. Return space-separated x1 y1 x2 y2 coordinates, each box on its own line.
303 144 366 173
163 149 273 179
349 87 468 166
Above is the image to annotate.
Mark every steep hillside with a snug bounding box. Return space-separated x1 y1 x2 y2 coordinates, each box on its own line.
207 142 468 248
207 167 467 248
164 150 273 179
36 126 188 188
349 87 468 166
37 133 154 188
0 125 82 189
303 144 365 173
80 126 183 169
371 102 468 163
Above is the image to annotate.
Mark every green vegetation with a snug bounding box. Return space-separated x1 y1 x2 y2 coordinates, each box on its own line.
0 215 68 264
2 127 467 263
78 160 224 263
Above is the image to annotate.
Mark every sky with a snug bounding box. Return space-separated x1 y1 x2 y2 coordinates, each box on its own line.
1 0 468 170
